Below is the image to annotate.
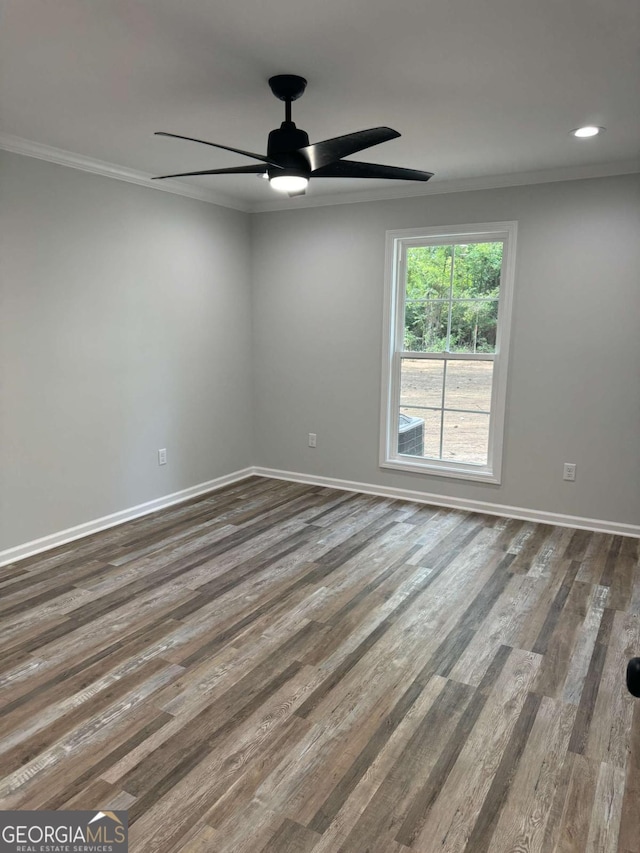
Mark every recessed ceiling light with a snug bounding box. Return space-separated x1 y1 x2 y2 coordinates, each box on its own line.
571 126 605 138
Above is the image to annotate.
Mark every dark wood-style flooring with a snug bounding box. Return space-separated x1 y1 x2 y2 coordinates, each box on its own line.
1 477 639 852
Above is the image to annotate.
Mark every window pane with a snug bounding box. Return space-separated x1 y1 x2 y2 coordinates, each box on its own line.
442 411 490 464
452 242 503 300
449 299 498 353
406 245 453 301
399 408 441 459
444 361 493 412
400 358 444 409
404 300 448 352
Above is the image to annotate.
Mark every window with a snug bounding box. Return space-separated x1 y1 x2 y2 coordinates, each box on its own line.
380 221 517 483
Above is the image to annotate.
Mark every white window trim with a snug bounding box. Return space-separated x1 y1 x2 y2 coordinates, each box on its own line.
380 221 518 484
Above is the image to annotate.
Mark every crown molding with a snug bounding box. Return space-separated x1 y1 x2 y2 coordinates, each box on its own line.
250 159 640 213
0 132 251 212
1 132 637 215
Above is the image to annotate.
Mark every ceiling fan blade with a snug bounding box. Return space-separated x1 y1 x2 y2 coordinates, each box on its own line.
155 132 280 166
287 189 306 198
152 165 268 180
312 160 434 181
299 127 401 172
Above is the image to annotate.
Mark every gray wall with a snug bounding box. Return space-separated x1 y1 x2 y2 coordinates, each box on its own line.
0 151 253 551
251 175 640 527
2 157 638 554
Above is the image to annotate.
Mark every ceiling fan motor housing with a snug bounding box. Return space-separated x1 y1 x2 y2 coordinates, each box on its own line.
267 122 311 179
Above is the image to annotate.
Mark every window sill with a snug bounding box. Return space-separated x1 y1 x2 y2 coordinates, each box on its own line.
380 457 501 485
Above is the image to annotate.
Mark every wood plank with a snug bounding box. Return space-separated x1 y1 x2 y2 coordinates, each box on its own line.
583 610 640 768
0 666 184 808
533 579 593 699
125 665 319 851
172 824 219 853
552 753 599 853
567 608 615 756
461 691 543 853
562 585 608 705
584 760 625 852
257 818 320 853
618 700 640 852
405 648 541 851
485 696 576 852
309 677 452 853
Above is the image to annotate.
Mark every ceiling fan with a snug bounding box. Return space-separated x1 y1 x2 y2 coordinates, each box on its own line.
153 75 434 197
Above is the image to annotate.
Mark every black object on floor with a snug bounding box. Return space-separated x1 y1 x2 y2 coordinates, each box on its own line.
627 658 640 697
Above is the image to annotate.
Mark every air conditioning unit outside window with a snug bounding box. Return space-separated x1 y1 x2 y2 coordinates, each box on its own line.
398 413 424 456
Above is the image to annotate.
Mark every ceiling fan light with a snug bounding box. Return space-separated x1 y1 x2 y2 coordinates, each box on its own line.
571 125 604 138
269 174 309 193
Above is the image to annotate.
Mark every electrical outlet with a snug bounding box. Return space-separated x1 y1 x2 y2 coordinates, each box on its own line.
158 448 167 465
563 462 576 481
308 433 317 448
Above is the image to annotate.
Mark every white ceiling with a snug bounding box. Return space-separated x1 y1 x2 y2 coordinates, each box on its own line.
1 0 638 211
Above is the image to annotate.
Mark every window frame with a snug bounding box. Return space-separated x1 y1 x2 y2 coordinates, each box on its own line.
380 221 517 484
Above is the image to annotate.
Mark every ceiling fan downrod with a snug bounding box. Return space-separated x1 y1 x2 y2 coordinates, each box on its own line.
267 74 308 124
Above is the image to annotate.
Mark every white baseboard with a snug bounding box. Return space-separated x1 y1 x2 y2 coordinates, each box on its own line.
0 468 255 567
253 467 640 539
3 463 637 567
